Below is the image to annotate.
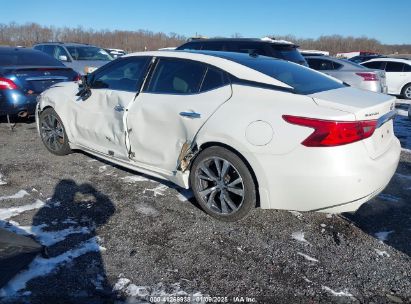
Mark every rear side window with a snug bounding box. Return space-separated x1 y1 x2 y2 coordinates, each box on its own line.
42 45 56 57
176 42 203 50
385 62 405 72
146 58 206 94
91 57 151 92
200 67 230 92
223 55 344 94
0 50 64 66
33 45 43 51
307 58 334 70
270 45 306 65
227 42 268 56
403 64 411 72
362 61 385 70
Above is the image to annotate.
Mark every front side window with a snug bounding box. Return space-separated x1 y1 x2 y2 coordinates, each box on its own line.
66 46 113 61
403 64 411 72
385 62 405 72
55 46 70 61
42 45 56 57
91 57 151 92
146 58 206 94
307 58 334 70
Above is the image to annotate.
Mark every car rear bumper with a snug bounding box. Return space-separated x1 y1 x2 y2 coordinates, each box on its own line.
252 137 401 213
0 90 38 116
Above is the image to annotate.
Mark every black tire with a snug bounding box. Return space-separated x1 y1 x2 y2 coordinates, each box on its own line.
39 108 71 156
401 83 411 100
190 146 256 221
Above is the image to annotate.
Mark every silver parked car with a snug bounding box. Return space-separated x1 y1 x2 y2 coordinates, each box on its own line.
33 42 113 75
305 56 387 93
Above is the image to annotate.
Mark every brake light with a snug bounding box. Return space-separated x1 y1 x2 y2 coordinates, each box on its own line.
283 115 377 147
356 72 378 81
73 74 81 81
0 77 18 90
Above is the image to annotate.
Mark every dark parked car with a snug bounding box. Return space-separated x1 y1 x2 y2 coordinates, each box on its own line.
0 47 78 117
349 54 385 63
176 37 308 66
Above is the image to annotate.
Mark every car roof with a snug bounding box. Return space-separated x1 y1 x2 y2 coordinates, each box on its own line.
124 50 293 89
34 42 97 47
0 46 41 54
183 38 296 46
362 57 411 64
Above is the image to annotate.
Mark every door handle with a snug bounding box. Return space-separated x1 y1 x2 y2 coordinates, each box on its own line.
179 111 201 119
114 104 124 112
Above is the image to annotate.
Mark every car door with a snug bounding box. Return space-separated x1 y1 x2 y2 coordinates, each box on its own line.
384 62 405 94
70 56 151 160
125 57 232 174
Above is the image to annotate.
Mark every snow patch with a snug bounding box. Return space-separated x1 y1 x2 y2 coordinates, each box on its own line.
177 189 194 202
378 193 400 202
288 210 303 219
0 199 45 220
291 231 311 245
125 284 150 297
0 237 103 297
122 175 153 183
0 190 30 201
374 230 394 241
322 286 353 297
135 204 159 216
297 252 318 262
144 185 169 197
396 109 408 117
402 148 411 154
98 165 107 173
375 249 390 257
0 173 7 185
113 278 131 291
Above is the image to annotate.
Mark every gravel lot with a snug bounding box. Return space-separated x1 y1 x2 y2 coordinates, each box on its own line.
0 113 410 304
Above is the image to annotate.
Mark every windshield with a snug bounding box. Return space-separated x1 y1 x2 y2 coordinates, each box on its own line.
270 45 307 66
0 50 64 66
208 52 345 94
66 46 113 61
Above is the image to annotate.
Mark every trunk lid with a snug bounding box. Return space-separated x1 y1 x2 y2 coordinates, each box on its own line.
4 66 76 94
309 87 397 159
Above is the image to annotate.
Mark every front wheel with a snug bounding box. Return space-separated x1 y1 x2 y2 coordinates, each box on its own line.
39 108 71 156
190 146 256 221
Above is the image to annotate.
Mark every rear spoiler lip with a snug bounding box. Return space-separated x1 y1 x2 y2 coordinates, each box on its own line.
0 66 72 72
377 110 396 128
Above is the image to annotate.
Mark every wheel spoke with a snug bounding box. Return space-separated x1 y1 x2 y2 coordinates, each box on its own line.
199 186 217 197
214 159 222 178
227 177 242 187
222 191 238 211
221 160 230 178
198 174 214 182
200 164 218 181
227 186 244 197
206 189 218 208
220 192 229 214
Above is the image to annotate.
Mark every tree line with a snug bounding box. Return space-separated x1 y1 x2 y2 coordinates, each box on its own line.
1 22 410 55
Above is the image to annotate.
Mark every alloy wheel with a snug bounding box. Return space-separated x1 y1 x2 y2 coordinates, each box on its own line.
405 86 411 99
195 157 245 215
40 113 65 152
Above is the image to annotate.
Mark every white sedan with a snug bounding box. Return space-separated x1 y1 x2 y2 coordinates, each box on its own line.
36 50 401 221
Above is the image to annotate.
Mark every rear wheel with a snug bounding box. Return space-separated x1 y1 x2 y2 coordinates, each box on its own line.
39 108 71 156
402 83 411 100
190 146 256 221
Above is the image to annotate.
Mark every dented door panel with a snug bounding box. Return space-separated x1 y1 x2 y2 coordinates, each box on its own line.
125 85 232 173
70 89 135 160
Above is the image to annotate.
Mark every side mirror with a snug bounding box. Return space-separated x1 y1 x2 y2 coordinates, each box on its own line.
58 55 68 62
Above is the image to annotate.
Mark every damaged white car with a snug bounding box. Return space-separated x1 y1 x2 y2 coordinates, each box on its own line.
36 50 401 221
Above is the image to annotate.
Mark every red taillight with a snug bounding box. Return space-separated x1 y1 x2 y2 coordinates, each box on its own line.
283 115 377 147
0 77 18 90
73 74 81 81
356 72 378 81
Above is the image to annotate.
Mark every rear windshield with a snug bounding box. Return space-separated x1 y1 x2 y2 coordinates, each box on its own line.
66 46 113 61
270 45 307 65
219 53 345 94
0 50 64 66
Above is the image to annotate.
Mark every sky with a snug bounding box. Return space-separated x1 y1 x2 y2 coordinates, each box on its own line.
1 0 410 44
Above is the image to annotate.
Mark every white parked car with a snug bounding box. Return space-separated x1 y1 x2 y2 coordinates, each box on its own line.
36 51 400 221
361 58 411 99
